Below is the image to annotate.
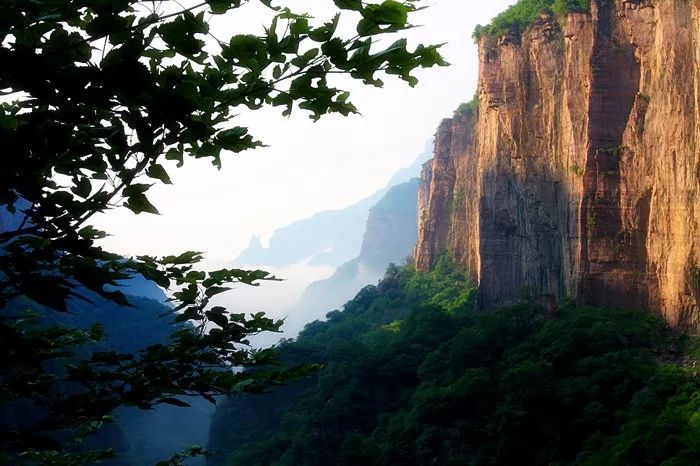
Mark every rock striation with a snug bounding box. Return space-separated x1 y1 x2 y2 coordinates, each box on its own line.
414 0 700 329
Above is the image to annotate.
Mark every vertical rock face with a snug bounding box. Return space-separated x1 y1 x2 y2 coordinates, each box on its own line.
414 0 700 329
414 119 455 271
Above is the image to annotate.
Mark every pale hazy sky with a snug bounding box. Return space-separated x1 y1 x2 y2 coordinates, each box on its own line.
94 0 515 262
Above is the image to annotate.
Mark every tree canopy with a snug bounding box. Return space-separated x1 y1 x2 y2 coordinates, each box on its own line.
209 259 700 466
0 0 445 463
472 0 590 41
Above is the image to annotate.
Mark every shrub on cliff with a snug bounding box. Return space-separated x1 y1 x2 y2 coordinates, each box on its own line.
473 0 590 41
454 96 479 117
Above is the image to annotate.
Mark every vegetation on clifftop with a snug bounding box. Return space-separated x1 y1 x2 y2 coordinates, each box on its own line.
454 95 479 117
473 0 590 41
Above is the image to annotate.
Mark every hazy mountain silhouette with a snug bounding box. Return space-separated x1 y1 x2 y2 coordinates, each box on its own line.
234 142 431 268
283 178 420 335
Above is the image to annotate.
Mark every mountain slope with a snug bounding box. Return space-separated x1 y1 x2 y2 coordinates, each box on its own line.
208 260 700 466
283 178 420 335
2 290 211 466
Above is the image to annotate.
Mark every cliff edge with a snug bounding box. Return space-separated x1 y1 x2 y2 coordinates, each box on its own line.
415 0 700 329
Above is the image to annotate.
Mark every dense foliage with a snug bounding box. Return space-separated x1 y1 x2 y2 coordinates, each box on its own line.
472 0 590 41
0 291 183 465
209 259 700 466
0 0 444 463
4 284 223 466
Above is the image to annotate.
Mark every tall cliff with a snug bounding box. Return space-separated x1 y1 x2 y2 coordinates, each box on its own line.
415 0 700 329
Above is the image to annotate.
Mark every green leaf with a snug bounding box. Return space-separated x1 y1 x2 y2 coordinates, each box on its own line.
0 112 18 130
333 0 363 11
85 14 130 38
322 38 348 67
363 0 409 27
147 163 172 184
205 286 231 298
215 127 261 153
290 18 310 35
161 251 204 265
233 379 254 392
196 142 222 167
160 397 191 408
357 18 379 36
78 226 108 240
225 35 268 69
122 183 152 197
207 0 234 14
125 192 160 215
308 14 340 42
159 13 208 57
165 147 185 167
71 177 92 199
207 311 229 328
260 0 281 10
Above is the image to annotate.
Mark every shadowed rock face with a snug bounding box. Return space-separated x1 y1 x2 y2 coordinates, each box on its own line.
415 0 700 330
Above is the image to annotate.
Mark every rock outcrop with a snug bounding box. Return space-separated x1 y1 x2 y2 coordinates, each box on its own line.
415 0 700 330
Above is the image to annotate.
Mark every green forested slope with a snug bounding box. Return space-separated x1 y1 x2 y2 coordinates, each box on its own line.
208 259 700 466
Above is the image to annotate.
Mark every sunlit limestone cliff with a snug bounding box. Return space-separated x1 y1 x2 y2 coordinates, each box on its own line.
415 0 700 329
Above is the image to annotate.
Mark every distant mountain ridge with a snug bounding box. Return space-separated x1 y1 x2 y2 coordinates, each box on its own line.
235 192 384 268
234 143 432 269
283 178 420 334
